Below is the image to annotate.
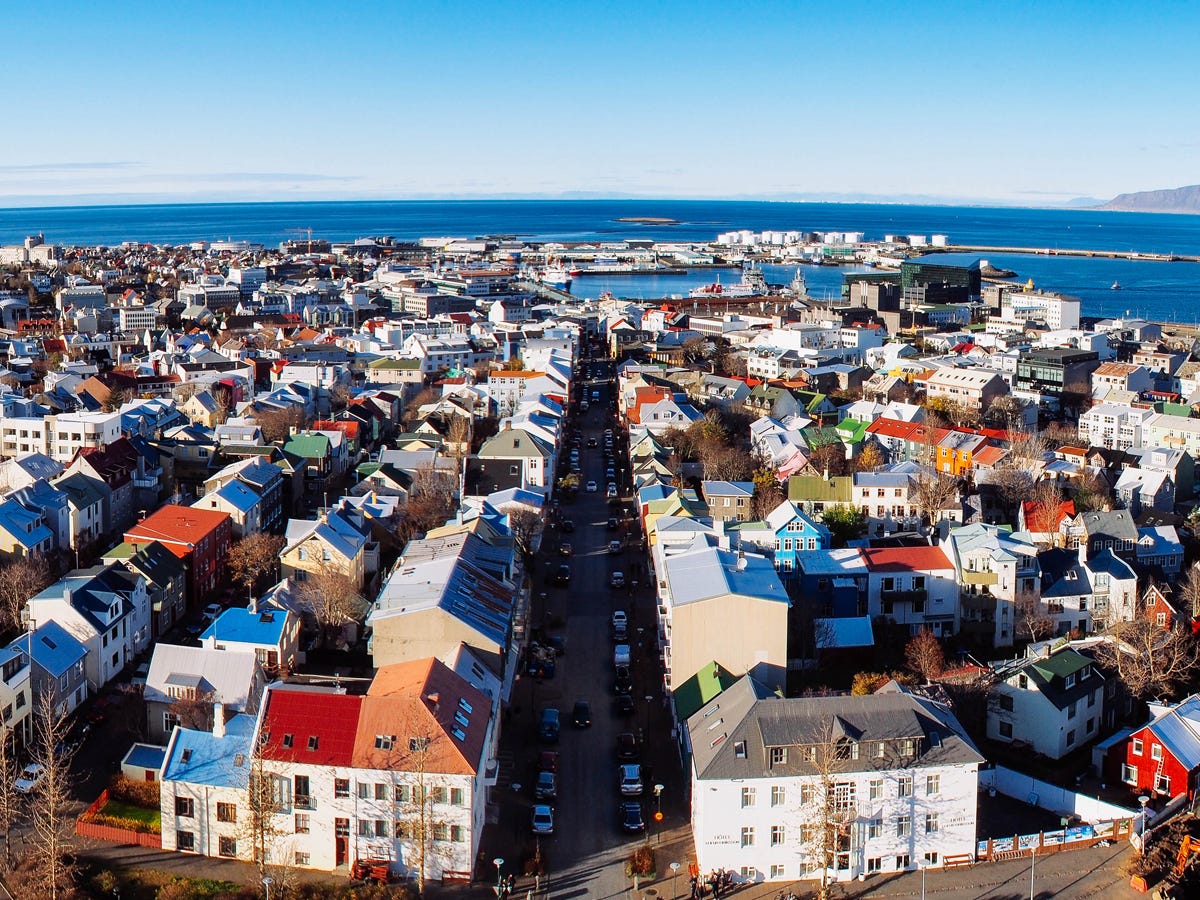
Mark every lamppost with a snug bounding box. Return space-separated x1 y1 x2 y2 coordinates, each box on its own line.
653 783 665 843
670 861 681 899
1028 846 1036 900
920 859 927 900
262 876 273 900
493 857 505 897
644 693 654 745
1138 795 1150 856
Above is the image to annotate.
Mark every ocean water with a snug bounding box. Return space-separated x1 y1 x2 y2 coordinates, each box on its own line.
2 199 1200 321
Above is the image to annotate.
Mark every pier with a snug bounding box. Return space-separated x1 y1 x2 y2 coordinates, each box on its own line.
942 245 1197 263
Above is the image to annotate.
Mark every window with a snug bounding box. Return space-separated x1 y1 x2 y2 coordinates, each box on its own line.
218 836 237 858
999 722 1013 738
771 865 786 879
876 742 886 758
1157 612 1167 627
451 824 467 842
375 784 389 801
1087 718 1095 733
375 734 395 750
282 734 294 749
450 787 465 806
1150 743 1164 761
800 784 815 805
163 711 180 733
358 783 370 800
740 826 755 848
867 858 882 874
867 818 882 839
1067 729 1076 746
176 830 195 851
925 813 939 834
295 852 310 866
1156 774 1171 794
771 825 786 846
999 694 1014 712
771 786 786 807
833 782 856 810
1122 764 1138 785
375 820 389 838
358 820 373 837
216 803 236 824
896 854 911 871
431 786 448 804
175 797 194 818
901 738 916 756
741 787 756 808
395 784 412 803
926 774 940 795
869 779 883 801
897 815 911 837
1068 701 1078 720
924 852 939 866
1065 674 1076 689
898 775 913 798
295 814 310 834
769 746 787 766
334 778 350 798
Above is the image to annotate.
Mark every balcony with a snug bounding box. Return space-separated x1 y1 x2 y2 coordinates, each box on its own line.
294 795 315 811
961 571 998 586
881 589 928 605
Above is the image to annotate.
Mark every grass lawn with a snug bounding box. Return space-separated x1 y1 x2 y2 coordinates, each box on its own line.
99 798 161 829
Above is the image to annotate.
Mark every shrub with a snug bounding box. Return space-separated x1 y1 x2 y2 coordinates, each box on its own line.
109 775 160 808
625 846 656 877
89 813 160 835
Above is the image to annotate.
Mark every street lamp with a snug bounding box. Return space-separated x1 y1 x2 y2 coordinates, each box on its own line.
920 859 927 900
262 877 273 900
1028 846 1036 900
670 861 681 899
493 857 505 897
644 694 654 745
654 783 665 843
1138 795 1150 856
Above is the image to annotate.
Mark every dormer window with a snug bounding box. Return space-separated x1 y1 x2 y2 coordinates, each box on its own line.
1065 674 1075 689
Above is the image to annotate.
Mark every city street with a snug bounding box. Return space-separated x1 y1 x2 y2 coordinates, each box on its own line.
480 351 689 897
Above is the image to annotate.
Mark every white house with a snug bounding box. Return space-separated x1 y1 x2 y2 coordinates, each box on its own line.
860 546 959 637
689 677 982 884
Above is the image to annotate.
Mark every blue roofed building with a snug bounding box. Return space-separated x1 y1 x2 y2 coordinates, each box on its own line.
762 499 831 577
160 708 257 856
193 478 264 538
0 496 53 560
0 644 31 745
201 606 301 673
8 620 88 720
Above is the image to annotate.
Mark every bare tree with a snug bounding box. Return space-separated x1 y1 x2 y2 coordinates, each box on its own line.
912 422 958 539
255 405 308 444
796 721 858 900
27 693 76 900
294 564 365 640
1015 597 1057 643
242 748 282 876
750 463 783 520
446 415 472 458
0 556 52 636
227 534 286 602
1093 618 1200 701
0 729 21 874
387 717 457 894
168 689 216 732
502 506 541 564
1176 564 1200 620
904 628 945 683
403 387 441 429
398 464 460 542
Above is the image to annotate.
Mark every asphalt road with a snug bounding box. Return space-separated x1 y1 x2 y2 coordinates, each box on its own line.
485 353 687 897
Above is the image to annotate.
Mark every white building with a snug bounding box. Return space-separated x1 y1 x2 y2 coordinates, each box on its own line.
999 290 1081 331
689 678 982 884
1077 404 1154 451
50 410 123 462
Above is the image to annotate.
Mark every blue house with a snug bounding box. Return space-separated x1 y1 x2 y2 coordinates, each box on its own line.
765 499 831 575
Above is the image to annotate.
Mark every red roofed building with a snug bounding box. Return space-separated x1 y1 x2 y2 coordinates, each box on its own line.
244 659 493 877
860 545 959 636
125 504 232 606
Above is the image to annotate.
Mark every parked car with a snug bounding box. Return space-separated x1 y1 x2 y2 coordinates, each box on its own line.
539 708 560 743
559 541 573 557
607 517 619 531
608 540 622 554
606 484 619 499
538 750 559 773
614 694 636 717
612 610 628 630
616 732 639 760
531 804 555 835
555 564 571 586
613 666 632 695
619 763 644 796
572 700 592 728
585 481 598 493
14 763 44 794
535 770 557 801
620 801 646 833
609 571 625 589
202 603 222 622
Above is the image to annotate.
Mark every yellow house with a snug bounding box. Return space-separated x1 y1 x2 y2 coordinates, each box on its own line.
280 506 368 590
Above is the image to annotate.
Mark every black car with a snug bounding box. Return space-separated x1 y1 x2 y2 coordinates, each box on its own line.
587 437 598 447
572 700 592 728
616 731 639 760
615 694 636 717
620 801 646 833
555 564 571 586
614 666 632 695
607 517 619 531
561 520 575 533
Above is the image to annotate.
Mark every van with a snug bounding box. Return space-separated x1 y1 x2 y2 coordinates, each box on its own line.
614 644 631 668
539 708 560 743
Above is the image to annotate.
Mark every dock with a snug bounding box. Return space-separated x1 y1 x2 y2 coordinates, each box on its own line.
943 245 1198 263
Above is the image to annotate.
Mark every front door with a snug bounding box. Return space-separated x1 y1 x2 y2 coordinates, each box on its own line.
335 817 349 865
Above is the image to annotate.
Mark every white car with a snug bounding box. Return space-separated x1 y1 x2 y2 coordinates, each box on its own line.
585 481 598 493
606 483 619 499
14 762 44 794
202 603 222 622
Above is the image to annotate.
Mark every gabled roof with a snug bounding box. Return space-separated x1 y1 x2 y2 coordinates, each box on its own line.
673 661 740 722
8 620 87 678
1140 695 1200 771
258 686 363 767
126 504 230 554
353 658 490 775
161 712 255 789
144 643 259 709
860 546 953 573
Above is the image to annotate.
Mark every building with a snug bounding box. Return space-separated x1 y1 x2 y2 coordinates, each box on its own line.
688 677 982 884
988 643 1105 759
1078 404 1154 451
1116 694 1200 800
701 481 756 523
125 505 233 606
924 368 1009 412
143 643 265 744
1014 348 1101 403
860 546 959 636
899 255 982 303
200 606 302 673
7 620 88 720
949 523 1040 649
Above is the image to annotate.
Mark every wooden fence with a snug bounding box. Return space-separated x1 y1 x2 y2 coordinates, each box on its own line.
976 818 1132 862
75 788 163 849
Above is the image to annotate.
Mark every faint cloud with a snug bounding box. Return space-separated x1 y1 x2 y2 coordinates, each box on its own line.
0 161 140 173
173 172 362 183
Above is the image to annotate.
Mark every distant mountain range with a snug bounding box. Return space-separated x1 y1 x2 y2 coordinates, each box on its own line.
1099 184 1200 213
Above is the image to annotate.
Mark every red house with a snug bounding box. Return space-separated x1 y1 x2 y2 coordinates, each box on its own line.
124 504 232 607
1117 694 1200 800
1142 584 1188 633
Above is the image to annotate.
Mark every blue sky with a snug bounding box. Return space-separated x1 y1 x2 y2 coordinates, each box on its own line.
6 0 1199 206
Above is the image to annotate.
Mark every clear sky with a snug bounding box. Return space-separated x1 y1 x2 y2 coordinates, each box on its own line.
6 0 1198 206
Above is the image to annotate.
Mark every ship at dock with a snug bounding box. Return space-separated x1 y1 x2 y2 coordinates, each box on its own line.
688 263 769 299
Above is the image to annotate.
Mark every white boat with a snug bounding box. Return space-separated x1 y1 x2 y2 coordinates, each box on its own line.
689 264 768 299
540 265 573 290
1111 281 1121 291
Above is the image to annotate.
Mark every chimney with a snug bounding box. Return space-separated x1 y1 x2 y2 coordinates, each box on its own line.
213 701 226 738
